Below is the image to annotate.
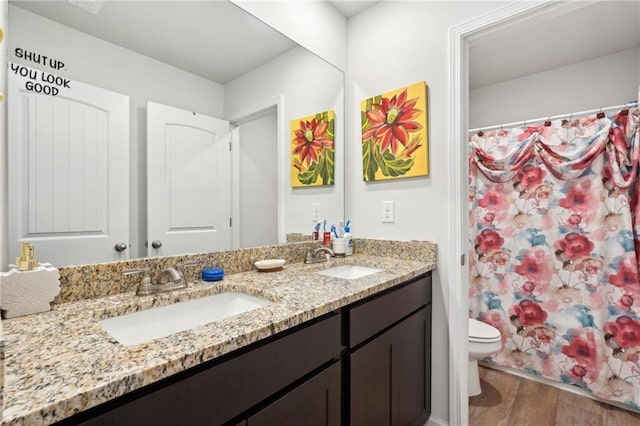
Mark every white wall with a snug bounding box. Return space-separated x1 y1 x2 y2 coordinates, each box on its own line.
230 0 347 71
225 46 344 238
8 6 225 258
238 109 278 248
470 47 640 129
347 2 504 424
0 1 7 272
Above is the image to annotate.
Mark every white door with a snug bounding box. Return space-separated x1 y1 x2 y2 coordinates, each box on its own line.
147 102 231 256
8 64 130 267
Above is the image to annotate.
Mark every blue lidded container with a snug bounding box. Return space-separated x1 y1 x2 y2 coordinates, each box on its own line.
201 268 224 282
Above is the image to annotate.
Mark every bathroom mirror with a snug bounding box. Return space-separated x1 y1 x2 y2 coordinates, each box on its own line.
6 0 344 267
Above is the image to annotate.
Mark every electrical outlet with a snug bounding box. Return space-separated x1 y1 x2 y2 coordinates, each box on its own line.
382 200 394 223
312 203 321 221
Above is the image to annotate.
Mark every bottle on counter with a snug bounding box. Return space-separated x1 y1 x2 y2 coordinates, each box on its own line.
344 225 353 256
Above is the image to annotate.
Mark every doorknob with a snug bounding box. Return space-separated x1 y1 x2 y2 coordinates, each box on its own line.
114 242 128 252
151 240 163 249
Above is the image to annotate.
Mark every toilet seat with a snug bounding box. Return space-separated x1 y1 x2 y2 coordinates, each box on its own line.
469 318 500 343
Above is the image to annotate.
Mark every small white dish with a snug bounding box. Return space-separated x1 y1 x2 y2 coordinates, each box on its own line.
254 259 286 271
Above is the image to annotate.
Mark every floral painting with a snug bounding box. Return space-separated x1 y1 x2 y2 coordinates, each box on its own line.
361 81 428 181
291 110 335 187
469 108 640 409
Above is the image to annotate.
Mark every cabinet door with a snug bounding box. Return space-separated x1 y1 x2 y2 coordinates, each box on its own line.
9 64 130 266
350 307 429 426
391 306 428 426
247 361 341 426
350 328 393 426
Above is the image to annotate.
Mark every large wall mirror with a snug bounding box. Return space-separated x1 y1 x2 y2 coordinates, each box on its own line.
6 0 344 267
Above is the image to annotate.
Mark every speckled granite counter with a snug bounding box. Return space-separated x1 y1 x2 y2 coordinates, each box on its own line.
1 246 436 425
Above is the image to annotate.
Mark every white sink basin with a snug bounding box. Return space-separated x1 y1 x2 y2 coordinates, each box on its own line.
316 264 382 280
99 292 272 346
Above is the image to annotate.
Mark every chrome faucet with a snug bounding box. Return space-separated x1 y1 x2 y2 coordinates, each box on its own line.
304 247 335 264
123 267 187 296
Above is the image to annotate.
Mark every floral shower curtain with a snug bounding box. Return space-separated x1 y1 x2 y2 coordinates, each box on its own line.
469 107 640 408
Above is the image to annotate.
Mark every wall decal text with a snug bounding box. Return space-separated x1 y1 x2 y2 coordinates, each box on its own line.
14 48 65 70
10 63 70 96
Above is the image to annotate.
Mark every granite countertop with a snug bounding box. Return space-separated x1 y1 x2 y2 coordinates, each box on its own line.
1 253 435 425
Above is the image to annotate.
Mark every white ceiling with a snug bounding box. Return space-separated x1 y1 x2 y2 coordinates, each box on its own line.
9 0 298 84
470 1 640 89
327 0 379 18
14 1 638 88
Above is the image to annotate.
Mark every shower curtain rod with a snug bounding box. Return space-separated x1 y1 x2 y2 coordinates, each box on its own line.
468 100 639 134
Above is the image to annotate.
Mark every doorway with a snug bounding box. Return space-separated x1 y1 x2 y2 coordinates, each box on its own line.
229 95 285 249
235 108 278 248
446 1 628 424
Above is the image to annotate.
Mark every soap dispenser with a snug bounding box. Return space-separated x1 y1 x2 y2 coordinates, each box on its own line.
344 225 354 256
16 242 38 271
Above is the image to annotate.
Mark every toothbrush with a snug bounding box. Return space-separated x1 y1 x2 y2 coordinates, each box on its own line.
337 220 344 237
331 225 339 238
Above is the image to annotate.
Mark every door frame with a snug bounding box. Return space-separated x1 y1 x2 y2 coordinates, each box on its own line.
228 95 285 248
446 1 594 424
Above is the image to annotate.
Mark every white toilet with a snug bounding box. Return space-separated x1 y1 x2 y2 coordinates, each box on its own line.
468 318 502 396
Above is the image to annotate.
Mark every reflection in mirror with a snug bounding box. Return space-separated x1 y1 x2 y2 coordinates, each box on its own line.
6 0 344 267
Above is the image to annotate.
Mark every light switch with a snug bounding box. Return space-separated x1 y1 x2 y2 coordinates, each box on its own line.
312 203 321 221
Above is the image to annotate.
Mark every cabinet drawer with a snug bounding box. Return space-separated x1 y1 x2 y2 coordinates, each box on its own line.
349 274 430 347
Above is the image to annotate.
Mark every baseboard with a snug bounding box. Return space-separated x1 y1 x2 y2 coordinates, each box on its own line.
425 415 448 426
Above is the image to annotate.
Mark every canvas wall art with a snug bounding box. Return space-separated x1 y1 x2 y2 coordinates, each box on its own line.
361 81 428 181
291 110 335 187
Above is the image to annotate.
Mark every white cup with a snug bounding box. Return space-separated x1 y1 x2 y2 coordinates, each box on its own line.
332 238 346 256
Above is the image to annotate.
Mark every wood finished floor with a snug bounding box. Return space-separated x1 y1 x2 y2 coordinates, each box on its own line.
469 366 640 426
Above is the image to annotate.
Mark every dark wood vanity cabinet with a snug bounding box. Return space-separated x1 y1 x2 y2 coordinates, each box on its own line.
348 274 432 426
62 272 431 426
71 314 343 426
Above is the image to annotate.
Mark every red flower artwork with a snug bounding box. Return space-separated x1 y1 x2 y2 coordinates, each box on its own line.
604 316 640 349
609 261 640 294
555 233 594 261
292 117 333 166
362 88 422 154
474 229 504 255
361 82 428 182
514 250 553 283
511 300 548 327
477 191 509 213
562 332 597 369
558 181 596 214
515 165 546 190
